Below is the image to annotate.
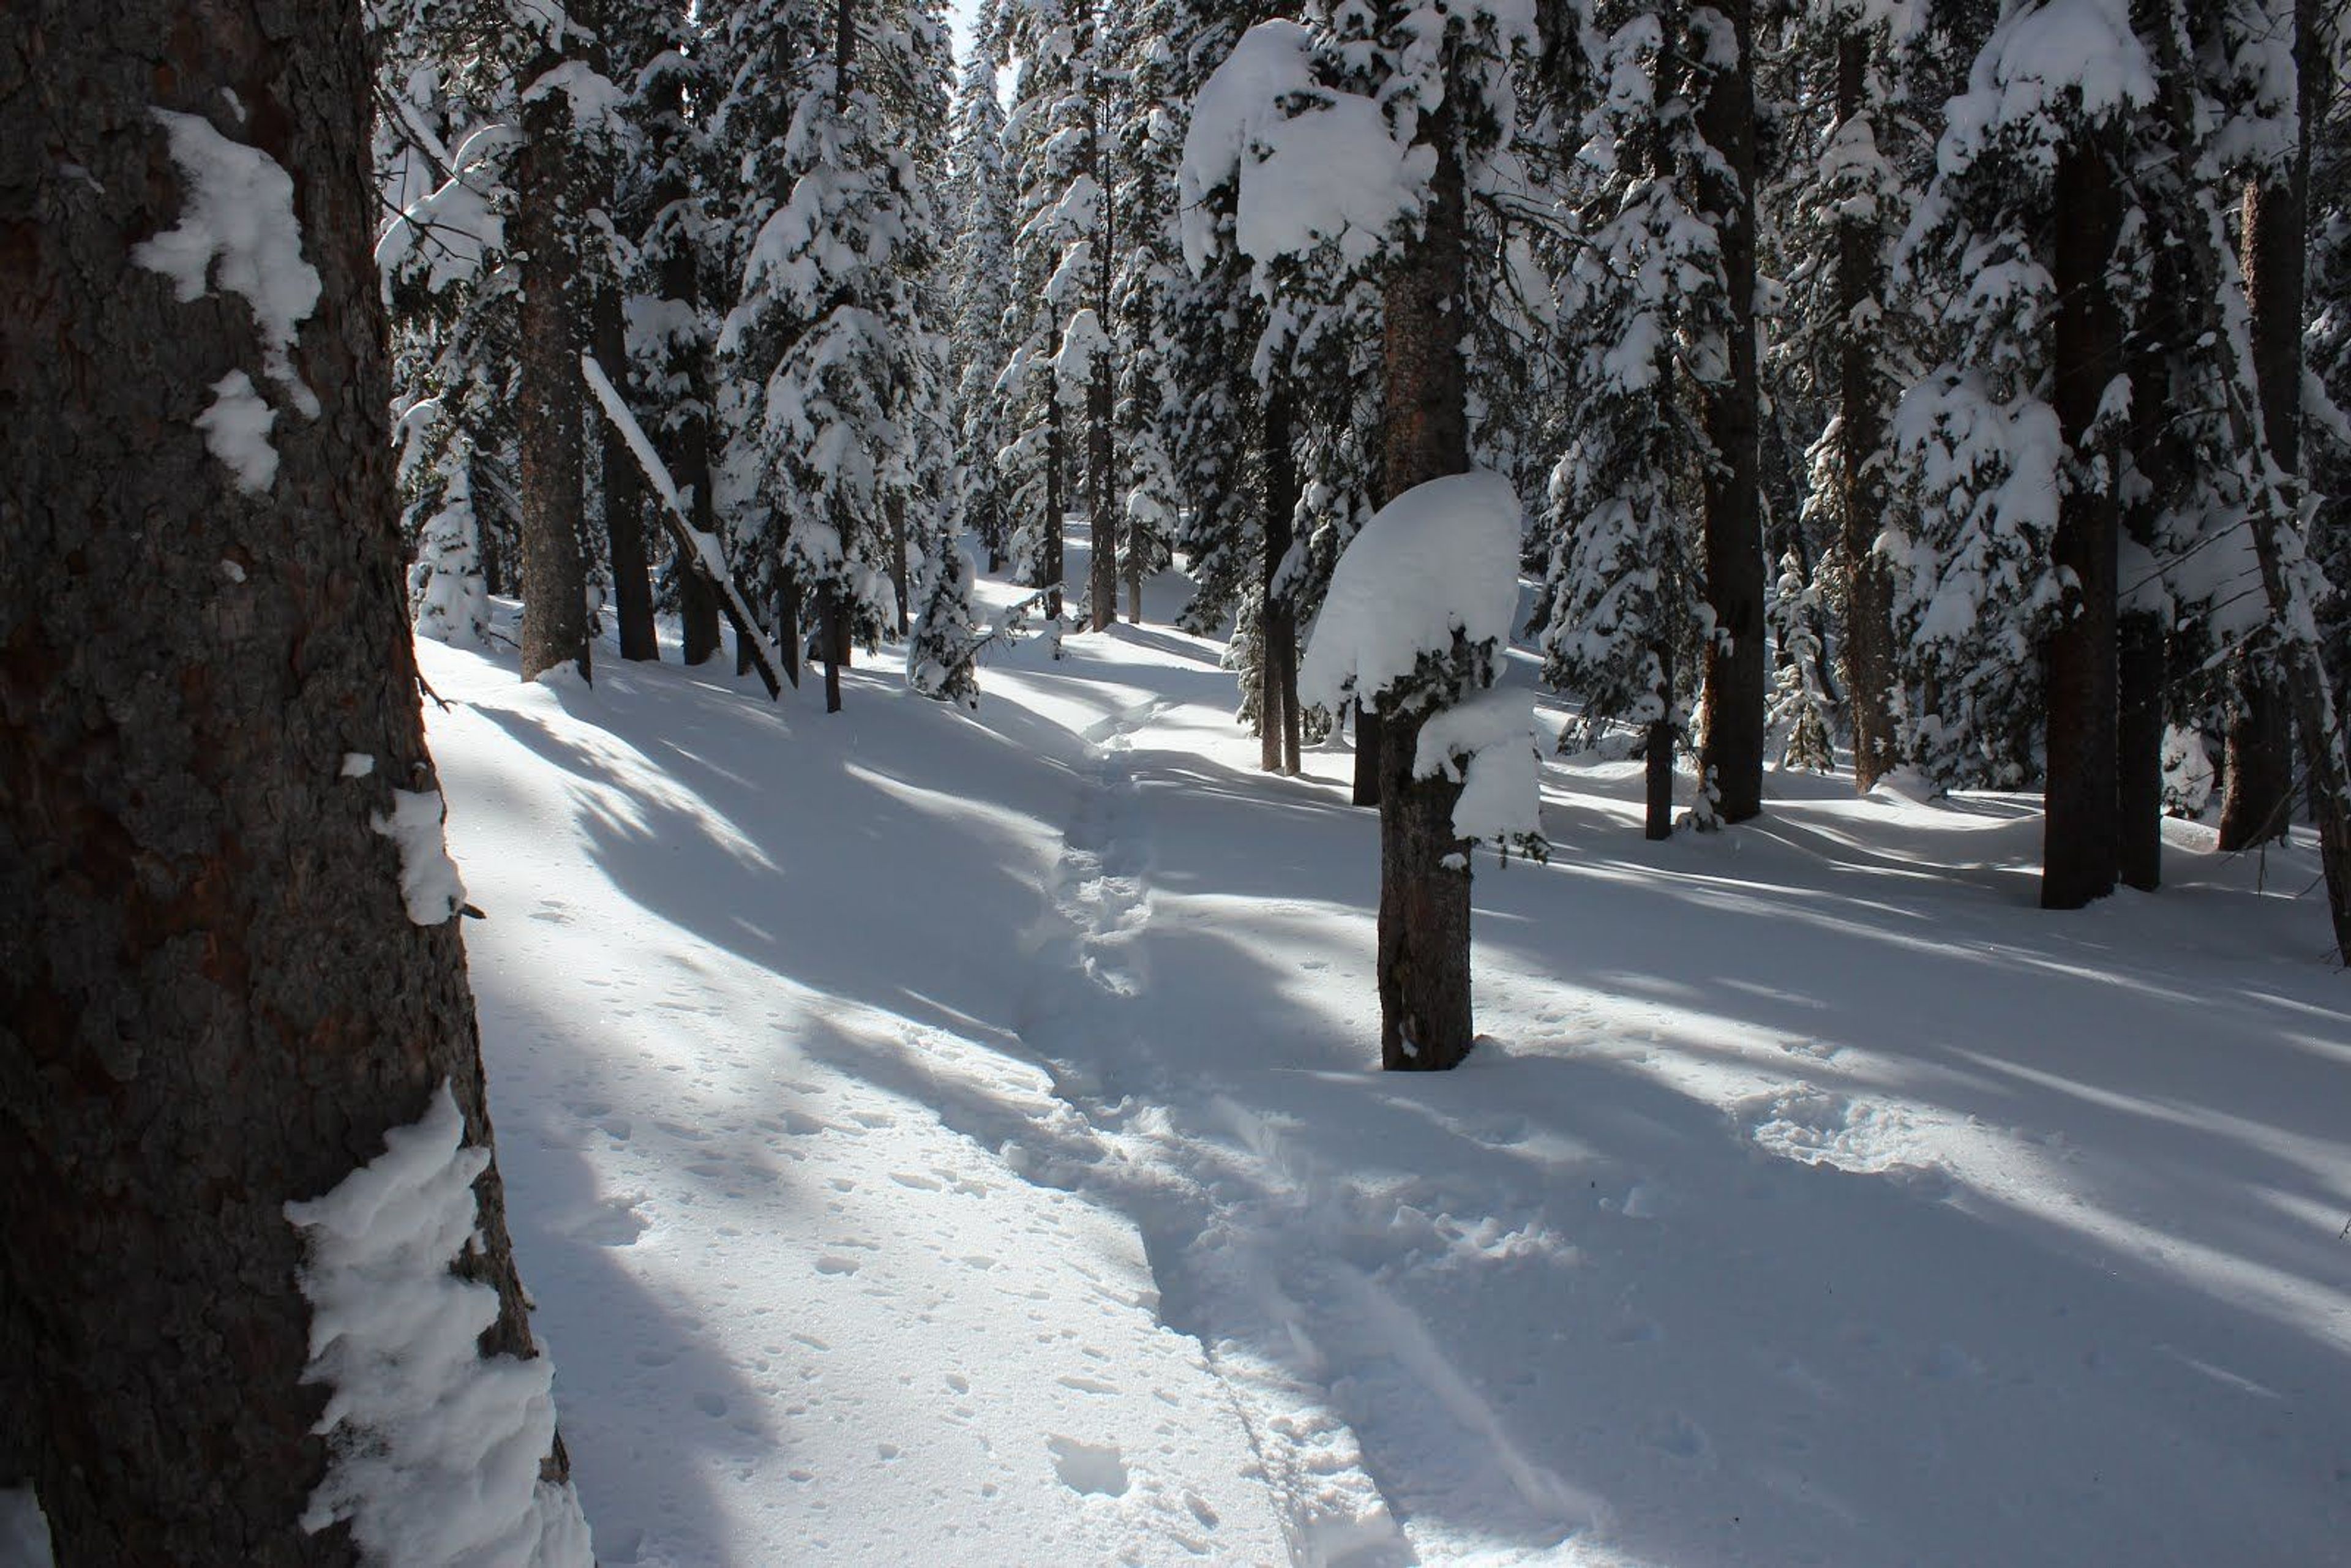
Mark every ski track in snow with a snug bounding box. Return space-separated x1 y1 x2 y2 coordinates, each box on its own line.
399 527 2351 1568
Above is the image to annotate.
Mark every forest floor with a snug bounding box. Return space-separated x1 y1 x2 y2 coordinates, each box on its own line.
416 529 2351 1567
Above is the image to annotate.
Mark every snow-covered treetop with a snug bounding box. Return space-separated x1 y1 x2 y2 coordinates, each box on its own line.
1178 20 1431 274
1937 0 2156 176
1299 469 1522 713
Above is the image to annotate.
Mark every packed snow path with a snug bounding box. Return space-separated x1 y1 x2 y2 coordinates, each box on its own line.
420 544 2351 1567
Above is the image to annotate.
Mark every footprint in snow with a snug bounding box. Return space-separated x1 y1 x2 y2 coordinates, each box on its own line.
1048 1435 1130 1497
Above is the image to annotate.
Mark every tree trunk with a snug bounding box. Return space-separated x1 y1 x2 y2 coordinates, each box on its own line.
1043 397 1065 621
1127 557 1144 625
1695 0 1765 823
594 289 658 662
0 5 568 1560
1280 620 1303 775
1646 720 1676 841
820 583 846 715
779 569 803 689
2237 0 2351 958
2223 102 2312 852
1354 703 1384 806
645 66 722 667
888 492 910 640
2118 612 2164 890
2041 134 2124 909
1376 107 1473 1072
1086 88 1118 633
1834 29 1899 793
2218 683 2292 849
517 41 592 684
1261 383 1299 774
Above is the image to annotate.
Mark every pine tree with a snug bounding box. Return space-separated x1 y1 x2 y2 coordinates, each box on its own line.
997 0 1092 623
1533 0 1728 838
1109 3 1191 623
634 7 730 665
716 0 942 711
1692 0 1769 825
513 3 611 683
948 29 1019 572
1771 2 1917 793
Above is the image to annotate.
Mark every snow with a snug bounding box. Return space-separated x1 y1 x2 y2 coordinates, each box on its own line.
0 1490 51 1568
132 108 321 411
1940 0 2158 174
1178 20 1430 274
1413 683 1542 844
400 520 2351 1566
1299 468 1522 712
285 1082 593 1567
375 126 514 297
192 369 277 493
524 61 626 130
370 787 467 926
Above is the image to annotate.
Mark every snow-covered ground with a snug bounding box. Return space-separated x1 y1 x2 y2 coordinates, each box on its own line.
409 531 2350 1567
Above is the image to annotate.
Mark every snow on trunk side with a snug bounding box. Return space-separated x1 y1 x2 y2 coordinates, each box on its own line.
370 787 467 926
285 1082 593 1568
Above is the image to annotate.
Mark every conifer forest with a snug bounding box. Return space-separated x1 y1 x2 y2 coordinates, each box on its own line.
7 1 2351 1563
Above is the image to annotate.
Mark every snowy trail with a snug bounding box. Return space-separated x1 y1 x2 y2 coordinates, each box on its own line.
418 537 2351 1567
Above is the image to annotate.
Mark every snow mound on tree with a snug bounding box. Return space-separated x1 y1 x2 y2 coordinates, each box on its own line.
1178 19 1429 274
1299 469 1522 713
132 108 320 411
285 1082 593 1568
1414 685 1542 844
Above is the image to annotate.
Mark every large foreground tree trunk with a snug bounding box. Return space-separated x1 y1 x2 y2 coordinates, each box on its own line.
1695 0 1766 824
0 4 569 1561
1376 110 1474 1072
517 36 593 683
2041 133 2124 909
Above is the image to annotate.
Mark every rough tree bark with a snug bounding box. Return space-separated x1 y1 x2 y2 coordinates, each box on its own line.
2042 133 2124 909
1695 0 1766 824
594 288 659 662
1376 105 1474 1072
0 3 567 1561
516 30 593 685
1833 28 1899 795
